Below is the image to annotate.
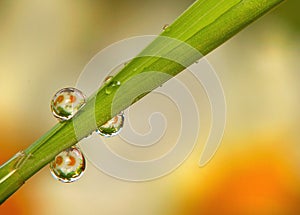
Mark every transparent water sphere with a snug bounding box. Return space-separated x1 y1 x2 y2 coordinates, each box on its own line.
162 24 171 32
97 113 124 137
49 146 86 183
105 80 121 95
51 87 86 121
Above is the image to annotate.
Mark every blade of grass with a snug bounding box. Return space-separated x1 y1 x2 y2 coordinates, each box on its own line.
0 0 284 204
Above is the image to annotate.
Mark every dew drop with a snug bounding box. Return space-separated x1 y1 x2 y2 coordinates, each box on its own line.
104 79 121 95
51 87 86 121
162 24 171 32
105 88 112 95
97 113 124 137
104 76 113 83
49 146 86 183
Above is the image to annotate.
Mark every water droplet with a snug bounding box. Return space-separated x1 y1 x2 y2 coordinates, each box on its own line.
97 113 124 137
105 87 112 95
105 80 121 95
51 87 86 121
104 76 113 83
49 146 86 183
162 24 171 32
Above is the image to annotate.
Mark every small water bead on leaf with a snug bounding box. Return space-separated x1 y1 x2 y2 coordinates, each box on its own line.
104 75 113 83
49 146 86 183
104 78 121 95
97 113 124 137
162 24 169 30
51 87 86 121
162 24 171 32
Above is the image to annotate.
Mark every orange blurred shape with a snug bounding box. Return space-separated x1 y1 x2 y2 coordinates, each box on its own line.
0 123 33 214
198 163 300 215
0 149 32 215
174 139 300 215
0 191 29 215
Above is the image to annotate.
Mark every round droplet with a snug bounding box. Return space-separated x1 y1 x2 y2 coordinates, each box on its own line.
49 146 86 183
105 80 121 95
51 87 86 121
97 113 124 137
162 24 171 32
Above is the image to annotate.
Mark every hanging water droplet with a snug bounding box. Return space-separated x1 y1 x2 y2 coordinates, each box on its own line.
51 87 86 121
49 146 86 183
97 113 124 137
162 24 171 32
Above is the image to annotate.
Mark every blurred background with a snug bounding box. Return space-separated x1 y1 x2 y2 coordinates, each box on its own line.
0 0 299 214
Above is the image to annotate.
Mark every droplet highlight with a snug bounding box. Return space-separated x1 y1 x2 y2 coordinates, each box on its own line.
104 77 121 95
162 24 171 32
49 146 86 183
97 113 124 137
51 87 86 121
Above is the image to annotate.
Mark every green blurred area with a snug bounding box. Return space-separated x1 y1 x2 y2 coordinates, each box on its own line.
274 0 300 31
